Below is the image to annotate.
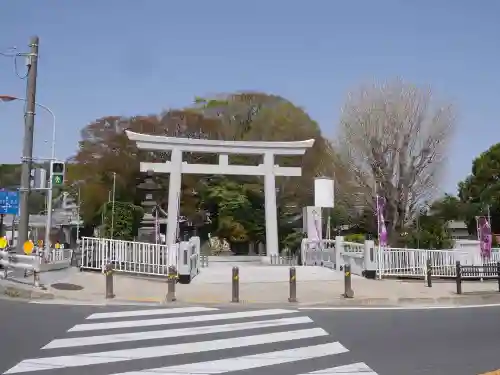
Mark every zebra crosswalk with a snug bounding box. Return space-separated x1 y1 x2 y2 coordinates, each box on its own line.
3 306 379 375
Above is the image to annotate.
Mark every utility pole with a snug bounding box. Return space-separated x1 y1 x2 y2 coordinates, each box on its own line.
17 36 39 252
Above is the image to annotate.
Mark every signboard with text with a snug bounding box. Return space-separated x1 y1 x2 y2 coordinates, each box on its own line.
0 189 19 215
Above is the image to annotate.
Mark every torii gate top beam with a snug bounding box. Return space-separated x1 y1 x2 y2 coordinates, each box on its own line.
125 130 315 156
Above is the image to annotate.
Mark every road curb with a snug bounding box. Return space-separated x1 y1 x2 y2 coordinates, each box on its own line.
0 281 54 300
3 280 500 308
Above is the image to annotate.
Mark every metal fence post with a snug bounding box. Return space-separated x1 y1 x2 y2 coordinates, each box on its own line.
104 263 114 299
455 261 462 295
288 266 297 302
426 258 432 288
343 264 354 298
166 265 177 302
232 266 239 303
497 262 500 293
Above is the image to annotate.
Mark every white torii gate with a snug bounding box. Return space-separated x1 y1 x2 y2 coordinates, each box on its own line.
126 130 314 260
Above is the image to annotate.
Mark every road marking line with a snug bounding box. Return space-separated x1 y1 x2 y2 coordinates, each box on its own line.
28 300 164 307
297 362 378 374
43 316 313 349
106 341 348 374
69 308 297 332
29 300 107 306
299 303 500 311
4 328 328 373
86 306 218 320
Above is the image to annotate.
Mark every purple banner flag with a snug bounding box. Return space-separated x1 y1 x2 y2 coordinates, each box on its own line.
376 195 388 247
477 216 492 258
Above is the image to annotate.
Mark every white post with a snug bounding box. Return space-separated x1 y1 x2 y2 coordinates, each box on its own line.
335 236 344 270
110 172 116 238
166 149 182 251
263 152 279 259
300 238 308 266
76 185 81 246
363 239 376 278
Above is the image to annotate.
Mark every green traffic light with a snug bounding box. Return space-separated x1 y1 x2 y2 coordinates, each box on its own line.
52 174 64 185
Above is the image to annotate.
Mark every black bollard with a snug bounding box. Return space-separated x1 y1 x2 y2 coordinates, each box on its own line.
166 265 177 302
455 261 462 295
426 258 433 288
104 263 114 299
288 266 297 302
343 264 354 298
497 262 500 293
232 266 239 303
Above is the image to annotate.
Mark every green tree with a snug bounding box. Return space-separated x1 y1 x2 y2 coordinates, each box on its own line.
198 178 256 253
328 206 351 231
345 233 365 243
192 92 335 207
429 194 467 222
190 92 334 250
401 213 453 249
101 201 144 240
69 92 334 250
458 143 500 233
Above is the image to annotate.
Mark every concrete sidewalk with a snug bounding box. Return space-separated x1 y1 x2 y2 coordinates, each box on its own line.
2 266 500 306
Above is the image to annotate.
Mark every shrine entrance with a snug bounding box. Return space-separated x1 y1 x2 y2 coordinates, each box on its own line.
126 130 314 259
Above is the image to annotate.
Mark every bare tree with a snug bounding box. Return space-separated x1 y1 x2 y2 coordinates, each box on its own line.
334 79 455 239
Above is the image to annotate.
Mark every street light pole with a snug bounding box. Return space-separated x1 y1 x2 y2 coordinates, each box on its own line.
43 106 56 257
0 95 56 255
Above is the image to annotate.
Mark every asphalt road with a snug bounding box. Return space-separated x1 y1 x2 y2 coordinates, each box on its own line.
307 306 500 374
0 299 499 375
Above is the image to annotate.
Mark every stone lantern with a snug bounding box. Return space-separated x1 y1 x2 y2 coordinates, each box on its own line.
136 171 163 243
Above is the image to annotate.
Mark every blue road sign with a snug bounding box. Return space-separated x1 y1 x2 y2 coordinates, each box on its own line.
0 189 20 215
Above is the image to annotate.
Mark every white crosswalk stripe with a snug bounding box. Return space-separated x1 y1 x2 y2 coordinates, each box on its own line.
3 307 380 375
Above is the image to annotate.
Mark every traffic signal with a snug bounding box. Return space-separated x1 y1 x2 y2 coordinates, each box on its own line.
51 161 65 187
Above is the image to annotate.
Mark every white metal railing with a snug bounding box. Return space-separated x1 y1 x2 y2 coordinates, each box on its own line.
301 239 336 268
343 241 364 253
80 237 172 276
302 237 500 279
377 247 500 278
378 247 459 278
46 249 72 263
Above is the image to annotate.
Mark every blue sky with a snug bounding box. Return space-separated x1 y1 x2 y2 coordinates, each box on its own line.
1 0 498 195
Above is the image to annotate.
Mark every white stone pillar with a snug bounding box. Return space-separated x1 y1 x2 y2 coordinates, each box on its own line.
263 152 279 258
166 149 182 254
364 239 376 278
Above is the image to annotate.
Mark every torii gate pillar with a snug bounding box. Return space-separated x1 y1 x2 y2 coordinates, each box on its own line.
126 131 314 260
